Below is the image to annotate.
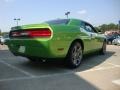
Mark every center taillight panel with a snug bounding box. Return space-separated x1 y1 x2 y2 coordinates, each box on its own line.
10 28 52 38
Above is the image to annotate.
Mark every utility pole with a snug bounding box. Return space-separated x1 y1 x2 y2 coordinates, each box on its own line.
14 18 21 26
65 12 70 19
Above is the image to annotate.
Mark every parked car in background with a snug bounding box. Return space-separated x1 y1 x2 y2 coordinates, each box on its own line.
112 37 120 45
106 34 120 44
0 36 2 44
0 34 9 45
6 19 106 68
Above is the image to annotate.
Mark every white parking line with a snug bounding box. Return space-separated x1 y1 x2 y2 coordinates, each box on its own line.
0 65 117 82
112 79 120 86
107 62 120 67
0 57 25 60
0 56 119 82
0 60 35 77
81 66 116 73
0 71 75 82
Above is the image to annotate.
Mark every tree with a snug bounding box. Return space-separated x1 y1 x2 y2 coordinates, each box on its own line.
0 29 1 36
107 23 117 30
96 23 118 33
99 24 108 32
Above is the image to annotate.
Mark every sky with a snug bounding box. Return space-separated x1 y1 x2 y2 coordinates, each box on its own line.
0 0 120 32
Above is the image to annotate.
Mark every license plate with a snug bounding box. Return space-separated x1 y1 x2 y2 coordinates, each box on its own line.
18 46 25 53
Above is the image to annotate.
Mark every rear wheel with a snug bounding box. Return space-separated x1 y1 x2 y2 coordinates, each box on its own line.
1 43 4 45
27 57 39 62
66 42 83 68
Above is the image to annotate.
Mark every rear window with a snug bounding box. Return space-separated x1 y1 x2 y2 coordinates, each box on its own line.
45 19 70 25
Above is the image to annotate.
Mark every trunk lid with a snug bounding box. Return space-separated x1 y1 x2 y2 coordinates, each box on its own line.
10 23 52 38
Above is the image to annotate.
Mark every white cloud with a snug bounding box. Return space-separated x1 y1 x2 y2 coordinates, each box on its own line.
4 0 14 3
77 10 87 15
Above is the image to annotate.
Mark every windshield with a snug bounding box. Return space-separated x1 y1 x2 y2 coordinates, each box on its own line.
45 19 70 25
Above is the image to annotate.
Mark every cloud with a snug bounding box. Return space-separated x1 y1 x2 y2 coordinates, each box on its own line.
3 0 14 3
77 10 87 15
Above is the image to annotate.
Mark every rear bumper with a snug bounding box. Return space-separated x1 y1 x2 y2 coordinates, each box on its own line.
6 39 54 58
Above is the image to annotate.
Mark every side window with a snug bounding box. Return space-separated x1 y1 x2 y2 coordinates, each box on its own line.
84 23 97 33
80 22 85 29
85 25 93 32
85 25 94 33
79 21 97 33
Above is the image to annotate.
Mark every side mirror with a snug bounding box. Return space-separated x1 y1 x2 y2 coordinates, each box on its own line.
98 31 102 34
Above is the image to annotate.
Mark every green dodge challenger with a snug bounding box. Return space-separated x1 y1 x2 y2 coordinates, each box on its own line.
6 19 106 68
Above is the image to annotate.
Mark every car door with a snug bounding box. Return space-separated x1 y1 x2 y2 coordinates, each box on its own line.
83 22 100 51
79 22 95 52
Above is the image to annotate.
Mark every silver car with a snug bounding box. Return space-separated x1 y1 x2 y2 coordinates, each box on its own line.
0 36 2 43
112 37 120 45
0 34 9 45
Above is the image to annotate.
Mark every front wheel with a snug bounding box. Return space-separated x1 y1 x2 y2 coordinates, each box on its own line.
66 42 83 68
100 41 107 55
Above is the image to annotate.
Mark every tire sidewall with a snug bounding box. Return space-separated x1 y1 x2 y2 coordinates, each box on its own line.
67 42 83 68
101 41 107 55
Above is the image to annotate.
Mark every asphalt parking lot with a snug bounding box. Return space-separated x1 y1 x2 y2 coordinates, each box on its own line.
0 45 120 90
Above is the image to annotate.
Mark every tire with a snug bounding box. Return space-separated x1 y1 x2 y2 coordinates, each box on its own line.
27 57 39 62
1 43 4 45
66 42 83 68
100 41 106 55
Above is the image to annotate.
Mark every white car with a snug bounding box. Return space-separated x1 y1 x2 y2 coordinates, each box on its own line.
112 37 120 45
0 36 2 43
0 34 9 45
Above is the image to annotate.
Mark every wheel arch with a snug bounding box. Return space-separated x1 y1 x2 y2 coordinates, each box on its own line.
71 39 84 50
66 39 84 56
65 39 84 68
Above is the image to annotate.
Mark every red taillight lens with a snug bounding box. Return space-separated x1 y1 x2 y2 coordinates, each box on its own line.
11 28 52 38
28 29 51 37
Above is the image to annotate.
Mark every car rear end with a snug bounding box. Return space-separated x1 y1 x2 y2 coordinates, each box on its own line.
6 19 79 59
6 24 54 58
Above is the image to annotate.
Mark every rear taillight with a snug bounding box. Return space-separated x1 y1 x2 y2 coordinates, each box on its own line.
11 32 20 37
11 28 52 38
28 29 51 37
